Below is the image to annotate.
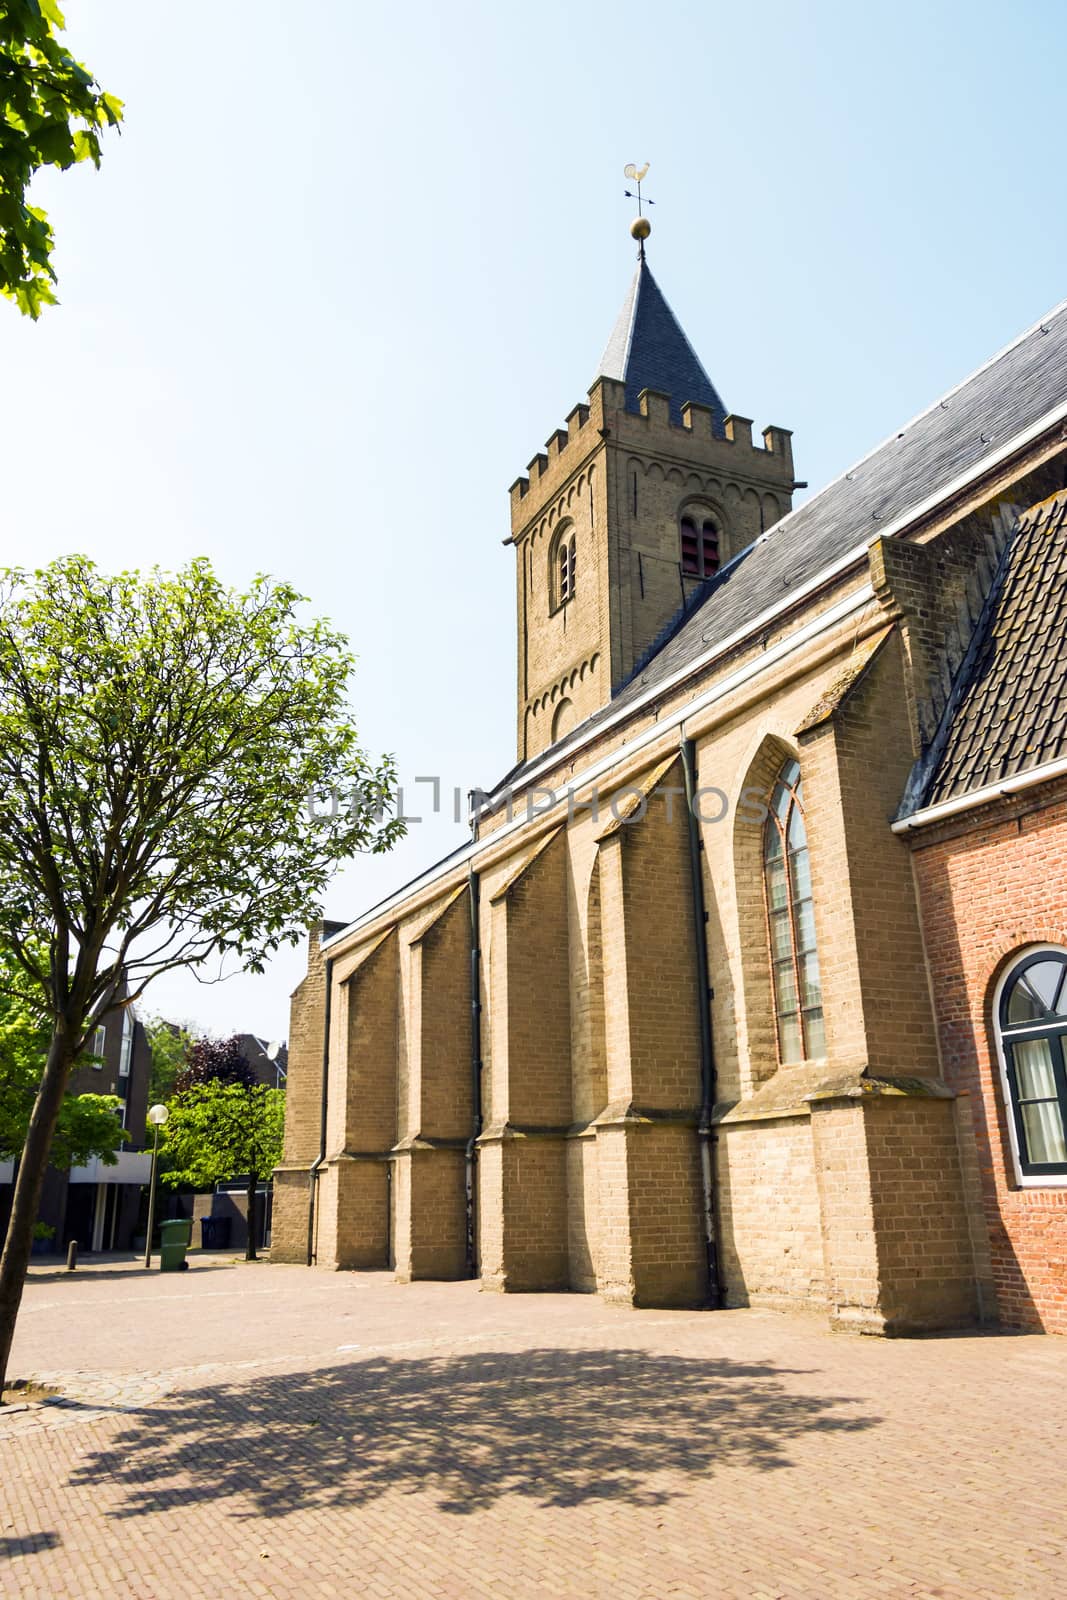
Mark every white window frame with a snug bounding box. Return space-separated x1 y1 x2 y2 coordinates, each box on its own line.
119 1009 134 1078
992 942 1067 1189
90 1025 106 1066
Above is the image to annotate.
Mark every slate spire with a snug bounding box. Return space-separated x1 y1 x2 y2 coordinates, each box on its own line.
595 261 727 432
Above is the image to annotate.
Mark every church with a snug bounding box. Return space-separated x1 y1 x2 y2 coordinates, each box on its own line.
273 217 1067 1335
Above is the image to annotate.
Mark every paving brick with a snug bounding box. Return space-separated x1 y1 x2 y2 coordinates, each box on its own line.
1 1259 1064 1597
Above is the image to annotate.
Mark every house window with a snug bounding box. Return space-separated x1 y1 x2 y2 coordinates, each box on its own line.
763 759 825 1064
554 531 576 608
996 949 1067 1178
680 514 720 578
119 1009 134 1078
90 1025 106 1066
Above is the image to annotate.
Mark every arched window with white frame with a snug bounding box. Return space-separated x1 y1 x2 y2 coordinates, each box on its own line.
995 947 1067 1180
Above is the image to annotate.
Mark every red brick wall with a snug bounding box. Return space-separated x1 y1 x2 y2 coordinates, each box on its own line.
910 786 1067 1332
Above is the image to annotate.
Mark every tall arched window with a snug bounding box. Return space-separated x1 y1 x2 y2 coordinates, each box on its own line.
680 514 720 578
551 528 576 610
763 759 824 1064
996 949 1067 1177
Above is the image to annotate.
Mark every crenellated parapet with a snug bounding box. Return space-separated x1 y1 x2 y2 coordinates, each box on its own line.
509 375 793 539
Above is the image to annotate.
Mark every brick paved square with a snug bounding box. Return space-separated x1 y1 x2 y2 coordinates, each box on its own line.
1 1257 1063 1598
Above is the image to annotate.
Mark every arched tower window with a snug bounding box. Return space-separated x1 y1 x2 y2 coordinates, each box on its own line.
996 949 1067 1177
680 513 720 579
763 759 824 1064
551 527 577 610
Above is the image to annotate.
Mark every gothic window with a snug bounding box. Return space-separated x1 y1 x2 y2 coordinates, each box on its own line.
680 513 720 578
763 759 825 1064
996 949 1067 1178
551 527 577 610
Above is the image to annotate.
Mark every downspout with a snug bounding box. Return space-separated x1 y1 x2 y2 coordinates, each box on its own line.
465 802 484 1278
680 736 723 1308
306 949 334 1266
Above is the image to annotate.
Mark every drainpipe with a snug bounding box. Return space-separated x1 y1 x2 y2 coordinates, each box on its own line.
306 949 334 1266
385 1159 393 1271
465 803 484 1278
680 735 723 1308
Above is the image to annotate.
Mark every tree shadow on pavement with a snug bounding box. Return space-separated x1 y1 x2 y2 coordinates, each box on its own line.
73 1346 879 1519
0 1532 60 1557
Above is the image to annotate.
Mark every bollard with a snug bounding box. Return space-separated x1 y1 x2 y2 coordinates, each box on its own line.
66 1239 77 1271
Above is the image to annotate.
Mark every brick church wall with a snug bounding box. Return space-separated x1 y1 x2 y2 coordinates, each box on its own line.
271 923 330 1264
910 785 1067 1333
716 1115 827 1313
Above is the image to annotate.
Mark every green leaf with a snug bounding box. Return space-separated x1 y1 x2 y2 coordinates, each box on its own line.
0 4 120 314
71 128 97 165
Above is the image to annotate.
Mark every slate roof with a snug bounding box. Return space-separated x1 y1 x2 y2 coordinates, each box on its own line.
905 491 1067 811
237 1033 289 1089
596 261 728 430
489 296 1067 802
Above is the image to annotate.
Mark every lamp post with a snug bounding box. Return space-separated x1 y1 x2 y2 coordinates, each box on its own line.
143 1103 169 1269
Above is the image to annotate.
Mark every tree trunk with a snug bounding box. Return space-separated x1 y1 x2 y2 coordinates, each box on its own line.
0 1026 79 1401
246 1171 257 1261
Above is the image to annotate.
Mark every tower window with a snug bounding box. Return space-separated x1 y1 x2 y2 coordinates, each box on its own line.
680 515 720 579
552 529 577 610
763 759 824 1064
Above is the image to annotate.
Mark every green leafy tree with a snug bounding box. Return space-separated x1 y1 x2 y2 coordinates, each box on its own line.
1 1085 126 1170
144 1016 195 1104
0 0 123 316
162 1081 285 1261
0 944 124 1169
0 555 402 1396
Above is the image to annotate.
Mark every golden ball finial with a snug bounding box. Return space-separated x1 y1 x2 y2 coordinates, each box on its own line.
630 215 651 242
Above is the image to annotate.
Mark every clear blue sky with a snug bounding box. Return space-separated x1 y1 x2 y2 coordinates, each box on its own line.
2 0 1065 1039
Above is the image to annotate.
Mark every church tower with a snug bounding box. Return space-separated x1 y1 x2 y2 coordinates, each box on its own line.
509 223 797 763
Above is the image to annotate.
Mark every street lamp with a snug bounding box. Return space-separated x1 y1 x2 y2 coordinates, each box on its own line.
143 1103 169 1270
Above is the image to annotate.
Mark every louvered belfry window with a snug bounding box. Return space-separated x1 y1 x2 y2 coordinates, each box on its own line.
557 533 576 606
680 515 720 578
763 760 825 1064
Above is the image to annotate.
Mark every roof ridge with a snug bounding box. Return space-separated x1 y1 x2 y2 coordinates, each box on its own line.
897 490 1067 817
895 535 1015 819
753 296 1067 555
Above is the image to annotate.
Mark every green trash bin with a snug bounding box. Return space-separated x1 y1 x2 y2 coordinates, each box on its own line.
159 1217 192 1273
